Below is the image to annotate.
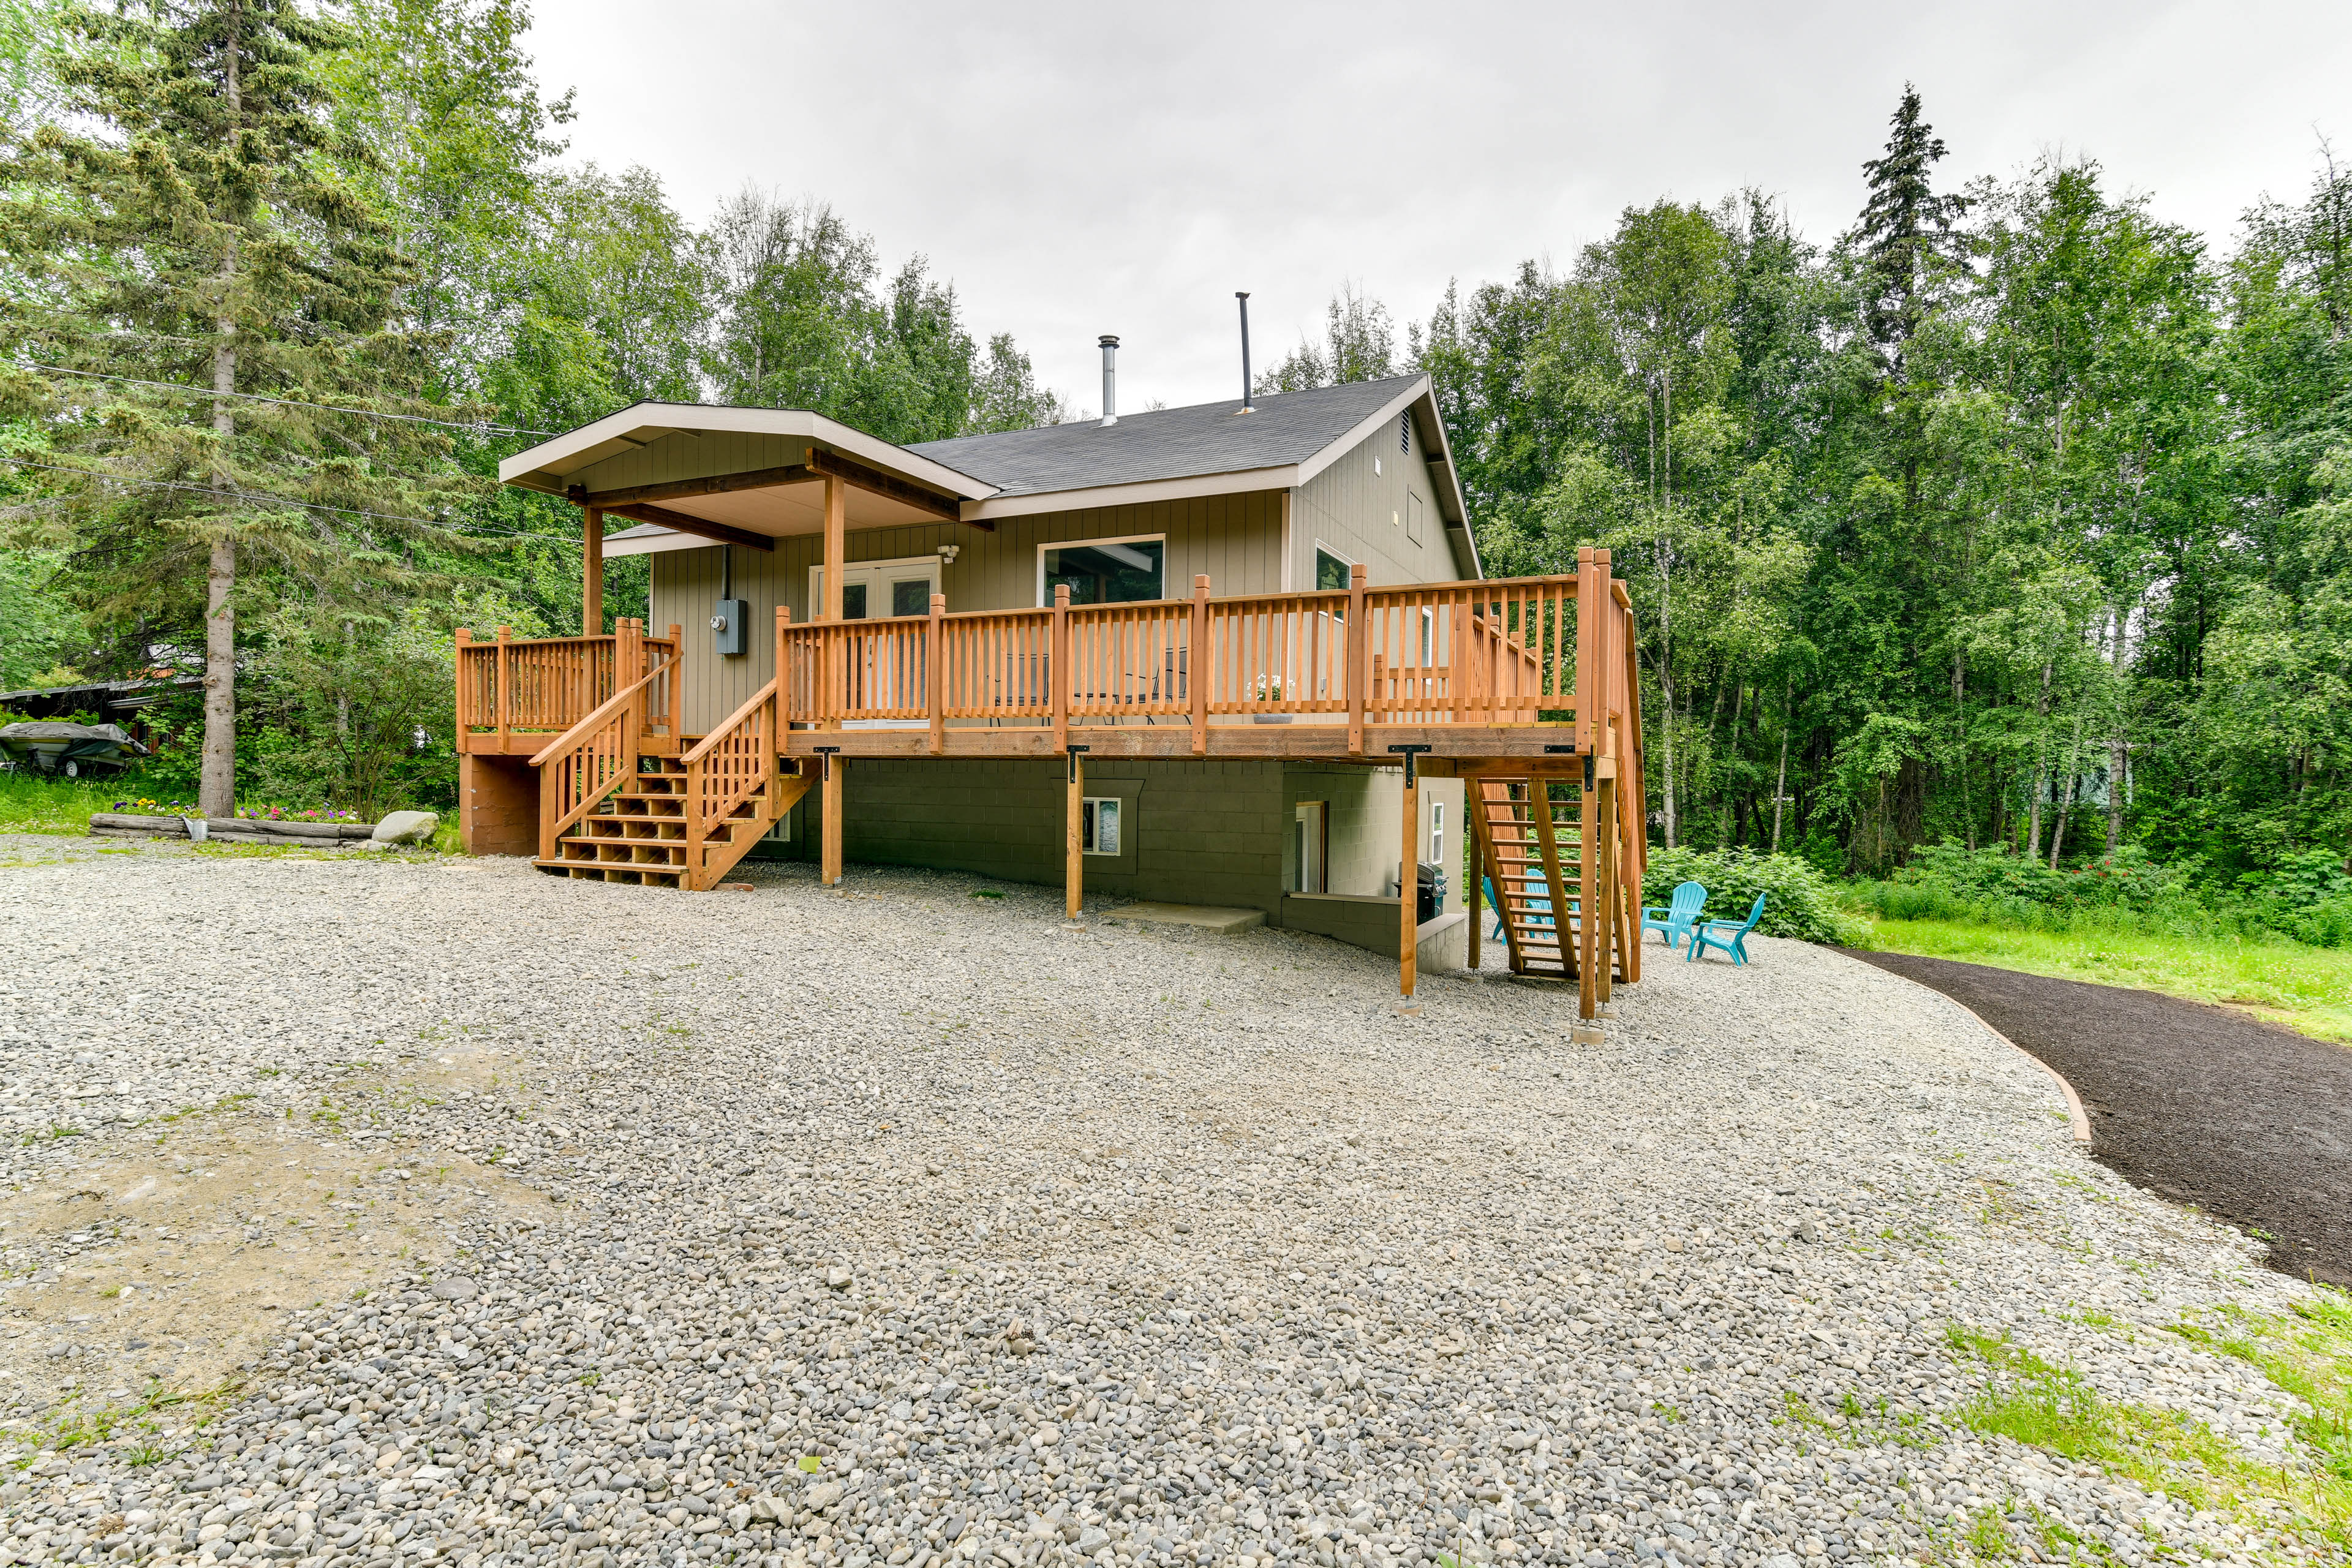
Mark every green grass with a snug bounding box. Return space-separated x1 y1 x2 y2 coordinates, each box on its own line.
0 772 126 834
1856 912 2352 1045
1947 1319 2352 1551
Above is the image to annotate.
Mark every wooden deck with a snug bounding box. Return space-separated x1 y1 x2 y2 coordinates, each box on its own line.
455 553 1649 1019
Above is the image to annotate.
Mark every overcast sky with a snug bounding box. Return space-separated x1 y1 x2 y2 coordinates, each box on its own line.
528 0 2351 415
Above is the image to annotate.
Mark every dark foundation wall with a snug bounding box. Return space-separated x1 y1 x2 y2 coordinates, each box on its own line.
780 758 1293 915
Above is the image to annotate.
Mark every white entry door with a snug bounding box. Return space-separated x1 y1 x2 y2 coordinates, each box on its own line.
810 557 941 622
809 557 943 729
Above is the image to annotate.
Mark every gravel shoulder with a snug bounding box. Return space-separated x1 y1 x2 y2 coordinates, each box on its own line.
0 840 2340 1568
1839 948 2352 1291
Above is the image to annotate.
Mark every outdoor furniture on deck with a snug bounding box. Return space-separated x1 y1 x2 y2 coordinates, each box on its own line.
1687 892 1767 965
1641 880 1709 950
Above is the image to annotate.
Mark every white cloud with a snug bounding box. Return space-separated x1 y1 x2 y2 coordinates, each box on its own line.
527 0 2350 411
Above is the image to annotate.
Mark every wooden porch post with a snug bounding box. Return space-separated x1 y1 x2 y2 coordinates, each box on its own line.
582 507 604 635
821 473 846 620
1050 583 1071 752
1065 748 1085 922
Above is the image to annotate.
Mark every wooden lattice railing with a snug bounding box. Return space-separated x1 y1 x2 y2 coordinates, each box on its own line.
456 619 680 750
776 570 1584 750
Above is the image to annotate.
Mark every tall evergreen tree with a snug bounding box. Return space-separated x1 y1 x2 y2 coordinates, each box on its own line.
0 0 473 815
1855 85 1969 389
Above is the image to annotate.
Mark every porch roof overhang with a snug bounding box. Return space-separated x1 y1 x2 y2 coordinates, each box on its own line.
497 404 1000 552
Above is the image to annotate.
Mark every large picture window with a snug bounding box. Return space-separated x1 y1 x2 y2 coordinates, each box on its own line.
1044 538 1164 605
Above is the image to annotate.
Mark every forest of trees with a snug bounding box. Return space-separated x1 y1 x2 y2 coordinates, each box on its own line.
1 1 2346 897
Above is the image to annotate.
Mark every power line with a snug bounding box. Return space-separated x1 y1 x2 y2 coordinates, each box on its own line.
0 454 587 545
13 363 558 438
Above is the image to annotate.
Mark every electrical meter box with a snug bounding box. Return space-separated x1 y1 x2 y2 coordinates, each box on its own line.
710 598 749 657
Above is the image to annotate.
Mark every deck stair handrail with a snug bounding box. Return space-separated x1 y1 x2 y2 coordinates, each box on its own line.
679 677 780 884
530 654 679 859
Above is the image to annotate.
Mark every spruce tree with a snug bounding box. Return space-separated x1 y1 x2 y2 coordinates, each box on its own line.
0 0 473 816
1856 84 1969 385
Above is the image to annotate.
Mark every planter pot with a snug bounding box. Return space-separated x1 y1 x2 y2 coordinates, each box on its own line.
1251 714 1296 725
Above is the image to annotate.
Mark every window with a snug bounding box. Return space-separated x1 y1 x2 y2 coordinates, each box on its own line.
892 578 931 617
1044 538 1163 605
1293 802 1327 893
1081 797 1122 855
1314 548 1352 593
1430 801 1445 867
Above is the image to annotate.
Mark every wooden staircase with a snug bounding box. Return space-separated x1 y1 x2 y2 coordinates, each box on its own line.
534 757 809 887
529 653 808 891
1471 772 1633 1003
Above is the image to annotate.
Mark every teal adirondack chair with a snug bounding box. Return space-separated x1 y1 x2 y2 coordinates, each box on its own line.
1483 875 1554 940
1687 891 1767 965
1641 880 1709 950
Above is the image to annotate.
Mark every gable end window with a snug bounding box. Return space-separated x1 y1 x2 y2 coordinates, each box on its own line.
1314 547 1352 594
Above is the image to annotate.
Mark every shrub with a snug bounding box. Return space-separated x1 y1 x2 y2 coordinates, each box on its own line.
1640 845 1868 945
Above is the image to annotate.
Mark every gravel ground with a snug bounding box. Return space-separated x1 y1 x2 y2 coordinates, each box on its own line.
0 837 2339 1568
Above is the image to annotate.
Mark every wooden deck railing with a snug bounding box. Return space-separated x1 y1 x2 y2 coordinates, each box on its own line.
776 571 1585 748
456 619 680 751
458 573 1631 759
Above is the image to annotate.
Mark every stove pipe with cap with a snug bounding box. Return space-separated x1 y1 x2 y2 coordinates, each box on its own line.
1099 334 1119 427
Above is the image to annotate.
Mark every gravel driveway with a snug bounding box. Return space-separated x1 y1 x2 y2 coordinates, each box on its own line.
0 839 2336 1568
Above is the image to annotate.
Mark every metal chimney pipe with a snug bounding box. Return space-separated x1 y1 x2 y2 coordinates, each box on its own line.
1236 293 1254 413
1098 335 1119 427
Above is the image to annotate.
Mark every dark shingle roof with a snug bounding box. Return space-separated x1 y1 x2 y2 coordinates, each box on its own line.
907 374 1423 497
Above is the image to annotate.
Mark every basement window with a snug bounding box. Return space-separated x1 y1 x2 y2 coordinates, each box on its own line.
1081 797 1122 856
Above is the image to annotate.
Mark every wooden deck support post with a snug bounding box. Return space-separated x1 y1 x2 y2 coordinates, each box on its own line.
1189 575 1210 757
1065 746 1088 923
1466 829 1481 971
582 507 604 635
817 747 843 888
1393 744 1431 1007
